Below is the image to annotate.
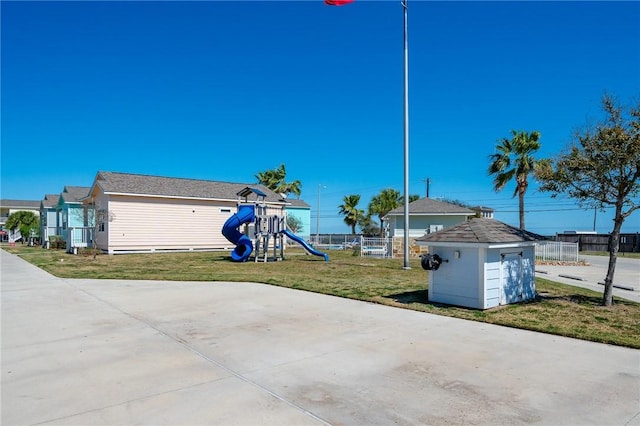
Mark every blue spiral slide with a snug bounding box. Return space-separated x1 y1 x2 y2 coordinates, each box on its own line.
221 204 255 262
222 205 329 262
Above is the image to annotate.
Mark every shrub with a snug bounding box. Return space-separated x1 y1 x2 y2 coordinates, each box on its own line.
48 235 66 250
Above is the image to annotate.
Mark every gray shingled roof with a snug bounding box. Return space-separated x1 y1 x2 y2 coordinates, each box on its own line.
95 171 286 203
286 198 311 208
41 194 60 208
61 186 91 203
386 198 475 216
416 218 542 244
0 199 41 209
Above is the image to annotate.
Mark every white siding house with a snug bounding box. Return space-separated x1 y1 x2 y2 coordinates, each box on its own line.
385 197 476 258
86 171 289 254
0 199 41 242
385 197 476 237
470 205 494 219
416 218 539 309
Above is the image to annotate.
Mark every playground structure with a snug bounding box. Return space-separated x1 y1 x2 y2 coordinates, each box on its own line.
222 187 328 262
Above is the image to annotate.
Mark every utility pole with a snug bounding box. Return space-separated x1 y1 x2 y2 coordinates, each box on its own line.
422 178 430 198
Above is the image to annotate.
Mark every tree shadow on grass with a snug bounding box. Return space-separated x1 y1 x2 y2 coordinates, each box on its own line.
536 292 607 306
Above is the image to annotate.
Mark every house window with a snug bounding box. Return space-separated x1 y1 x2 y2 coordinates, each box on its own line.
97 209 107 232
428 225 444 234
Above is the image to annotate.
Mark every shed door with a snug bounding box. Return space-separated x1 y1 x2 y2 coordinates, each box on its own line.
501 252 523 305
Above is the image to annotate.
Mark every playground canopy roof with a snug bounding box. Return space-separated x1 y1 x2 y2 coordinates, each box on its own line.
237 187 267 200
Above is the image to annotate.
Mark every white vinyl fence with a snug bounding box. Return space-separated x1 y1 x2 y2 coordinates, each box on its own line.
307 234 360 250
307 235 393 258
535 241 579 262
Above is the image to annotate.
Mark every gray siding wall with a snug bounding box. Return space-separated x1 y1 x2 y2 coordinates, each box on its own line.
390 215 470 237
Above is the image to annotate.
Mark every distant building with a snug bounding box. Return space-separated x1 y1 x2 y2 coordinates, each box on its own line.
0 199 40 242
284 198 311 239
470 206 494 219
40 194 61 245
384 197 476 258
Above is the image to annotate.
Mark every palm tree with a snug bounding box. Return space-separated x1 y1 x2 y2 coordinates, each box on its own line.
338 194 364 234
488 130 541 230
368 189 401 236
255 164 302 198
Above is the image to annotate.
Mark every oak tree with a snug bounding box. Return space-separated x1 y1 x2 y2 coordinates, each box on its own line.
537 94 640 306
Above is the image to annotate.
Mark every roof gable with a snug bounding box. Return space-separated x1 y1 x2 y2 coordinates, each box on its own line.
416 218 543 244
286 199 311 208
94 171 285 203
41 194 60 208
386 198 475 216
60 186 91 204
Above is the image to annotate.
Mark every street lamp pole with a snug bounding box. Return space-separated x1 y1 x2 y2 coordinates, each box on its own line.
317 184 325 243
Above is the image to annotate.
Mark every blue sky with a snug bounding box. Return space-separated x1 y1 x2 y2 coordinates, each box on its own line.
2 1 639 235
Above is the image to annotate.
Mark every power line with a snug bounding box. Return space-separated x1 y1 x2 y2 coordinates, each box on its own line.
496 207 607 213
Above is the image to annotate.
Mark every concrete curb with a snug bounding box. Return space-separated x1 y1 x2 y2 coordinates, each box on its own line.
598 281 637 292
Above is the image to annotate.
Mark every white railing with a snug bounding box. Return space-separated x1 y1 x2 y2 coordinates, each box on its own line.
67 227 94 254
360 236 393 258
535 241 579 262
41 226 58 248
8 230 22 243
307 235 361 250
305 235 393 258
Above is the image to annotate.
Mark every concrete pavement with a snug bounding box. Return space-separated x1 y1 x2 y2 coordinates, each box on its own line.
2 250 639 425
535 254 640 303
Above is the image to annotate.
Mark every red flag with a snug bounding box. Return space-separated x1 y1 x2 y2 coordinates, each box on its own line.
325 0 354 5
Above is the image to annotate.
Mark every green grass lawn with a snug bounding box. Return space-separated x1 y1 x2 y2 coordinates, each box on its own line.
4 244 640 349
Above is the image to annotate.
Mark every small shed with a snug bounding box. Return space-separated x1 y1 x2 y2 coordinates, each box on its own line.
415 218 540 310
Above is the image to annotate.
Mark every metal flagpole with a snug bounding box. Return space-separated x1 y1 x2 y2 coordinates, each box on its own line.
402 0 410 269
